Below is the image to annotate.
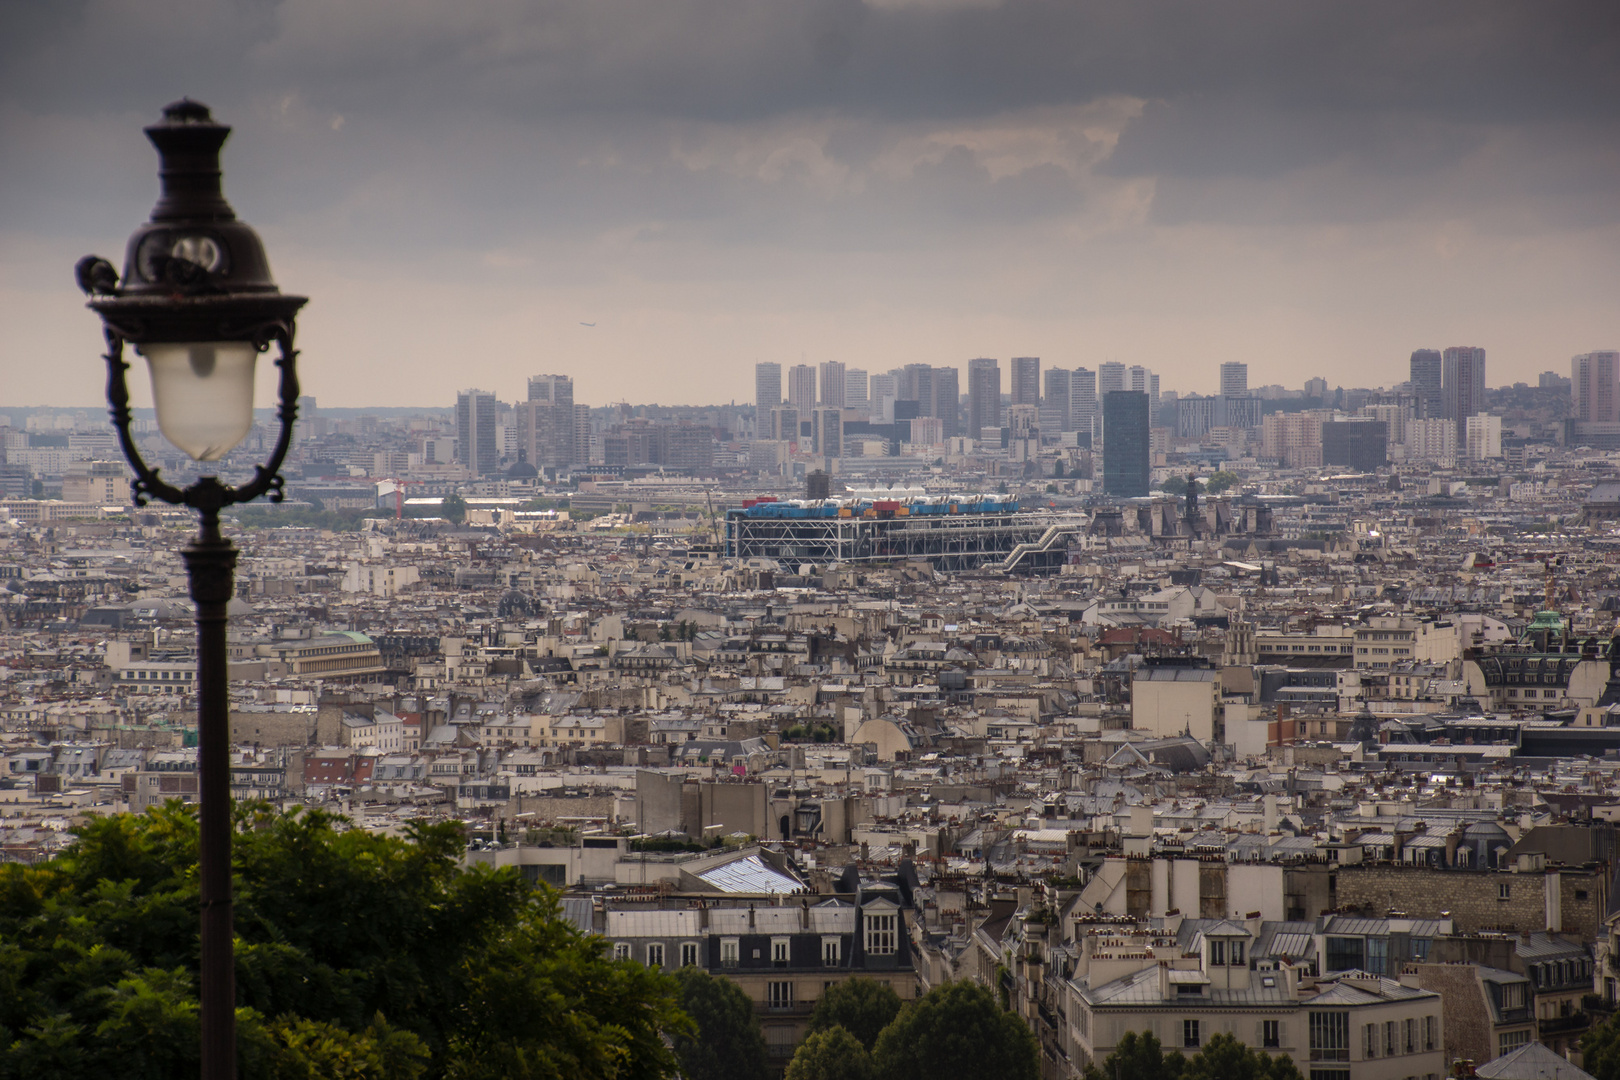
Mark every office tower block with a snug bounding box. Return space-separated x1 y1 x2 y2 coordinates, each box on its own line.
814 408 842 458
1321 420 1389 472
520 374 576 469
844 367 869 410
1466 414 1502 460
819 361 847 411
1409 349 1442 419
1261 412 1325 468
1127 365 1153 399
1011 357 1041 408
788 364 818 414
1098 362 1126 398
769 407 800 443
573 404 593 466
1071 368 1098 445
1405 417 1456 464
1572 351 1620 423
1041 367 1072 433
1101 390 1150 497
868 374 897 420
932 366 960 438
456 388 499 476
755 362 782 409
967 358 1001 439
1219 362 1248 398
898 363 934 417
1442 346 1487 447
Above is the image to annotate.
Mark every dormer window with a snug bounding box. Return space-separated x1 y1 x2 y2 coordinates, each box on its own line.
865 913 897 956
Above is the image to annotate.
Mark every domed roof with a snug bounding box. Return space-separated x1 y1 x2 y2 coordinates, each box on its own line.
506 460 539 479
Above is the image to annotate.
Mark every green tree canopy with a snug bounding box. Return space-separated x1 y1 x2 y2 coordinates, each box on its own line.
1082 1031 1185 1080
1205 470 1240 494
1158 476 1189 496
808 978 902 1051
440 493 467 523
785 1025 874 1080
870 981 1037 1080
1180 1034 1301 1080
1083 1031 1302 1080
1582 1011 1620 1080
670 967 769 1080
0 804 685 1080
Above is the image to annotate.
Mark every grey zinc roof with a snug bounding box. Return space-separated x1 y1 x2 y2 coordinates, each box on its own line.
696 854 804 894
1476 1040 1597 1079
606 909 702 938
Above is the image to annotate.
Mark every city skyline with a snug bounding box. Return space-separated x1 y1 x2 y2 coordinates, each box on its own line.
3 3 1617 408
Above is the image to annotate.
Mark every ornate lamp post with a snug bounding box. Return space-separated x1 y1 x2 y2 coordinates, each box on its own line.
74 99 306 1080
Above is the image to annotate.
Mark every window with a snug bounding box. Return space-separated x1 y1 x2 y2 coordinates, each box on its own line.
1263 1020 1281 1048
1184 1019 1200 1048
1367 937 1388 976
1499 882 1512 901
768 981 793 1010
1498 1030 1530 1058
1325 938 1363 972
721 938 739 968
1364 1024 1378 1058
1209 940 1226 966
1424 1015 1436 1051
681 942 699 967
1309 1011 1349 1062
646 943 664 968
822 937 841 966
1230 941 1245 966
1405 1018 1415 1054
1385 1020 1396 1056
1309 1071 1350 1080
614 943 630 961
1411 938 1431 961
865 913 897 956
772 938 790 966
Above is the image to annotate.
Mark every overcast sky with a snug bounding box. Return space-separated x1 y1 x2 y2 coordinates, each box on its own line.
3 0 1617 409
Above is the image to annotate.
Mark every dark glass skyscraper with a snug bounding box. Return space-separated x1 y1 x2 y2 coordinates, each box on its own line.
1409 349 1442 419
1102 390 1150 497
968 357 1001 439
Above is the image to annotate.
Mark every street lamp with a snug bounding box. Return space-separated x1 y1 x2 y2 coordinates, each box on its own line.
74 99 306 1080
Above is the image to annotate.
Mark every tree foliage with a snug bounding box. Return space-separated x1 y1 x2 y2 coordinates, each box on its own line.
808 978 902 1051
1082 1031 1301 1080
785 1025 874 1080
1582 1011 1620 1080
1205 470 1241 495
870 981 1037 1080
1158 476 1189 496
670 967 769 1080
0 804 686 1080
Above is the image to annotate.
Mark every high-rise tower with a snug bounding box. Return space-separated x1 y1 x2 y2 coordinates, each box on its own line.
1442 346 1487 447
1219 362 1248 398
787 364 818 414
456 389 499 476
967 358 1001 439
1409 349 1442 419
754 362 782 409
1011 357 1041 408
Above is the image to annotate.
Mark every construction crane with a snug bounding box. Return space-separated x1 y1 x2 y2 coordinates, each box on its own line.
703 487 721 549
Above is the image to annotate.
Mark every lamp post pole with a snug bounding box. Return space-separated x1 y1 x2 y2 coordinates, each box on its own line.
77 99 306 1080
187 518 239 1078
